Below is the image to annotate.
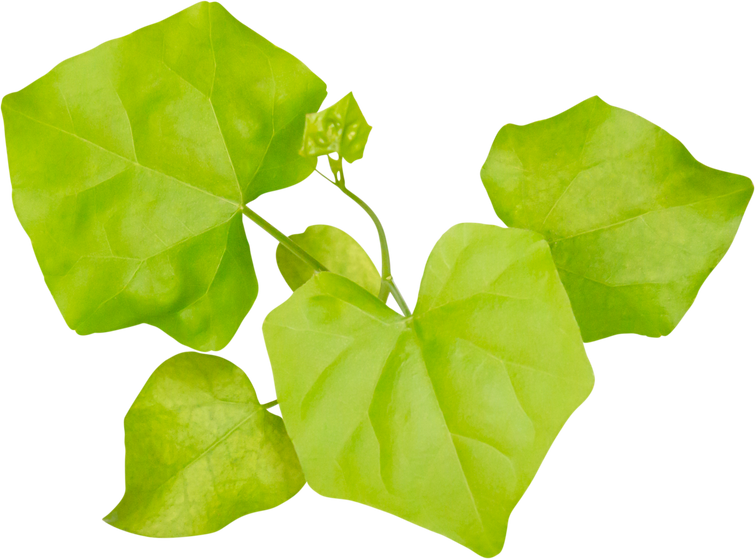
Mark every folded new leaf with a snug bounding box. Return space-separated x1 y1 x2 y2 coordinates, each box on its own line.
264 223 594 557
104 352 304 537
300 92 372 163
1 1 326 350
276 224 382 297
481 96 753 342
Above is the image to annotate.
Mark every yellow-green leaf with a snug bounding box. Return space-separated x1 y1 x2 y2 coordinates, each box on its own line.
300 92 371 163
481 96 753 341
276 224 381 296
104 352 304 537
2 2 326 350
263 223 594 557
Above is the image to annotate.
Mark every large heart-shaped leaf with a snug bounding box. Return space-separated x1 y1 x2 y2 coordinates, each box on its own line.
276 224 381 296
263 223 594 557
105 352 304 537
480 96 753 342
2 1 326 350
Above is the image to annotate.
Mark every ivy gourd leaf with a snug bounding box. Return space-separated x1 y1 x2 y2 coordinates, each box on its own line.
263 223 594 557
276 224 382 297
481 96 753 342
1 1 326 351
300 92 371 163
104 352 304 537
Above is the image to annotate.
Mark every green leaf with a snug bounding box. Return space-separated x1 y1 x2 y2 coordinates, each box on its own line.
2 1 326 350
104 352 304 537
300 92 372 163
263 223 594 557
276 224 382 297
481 96 753 342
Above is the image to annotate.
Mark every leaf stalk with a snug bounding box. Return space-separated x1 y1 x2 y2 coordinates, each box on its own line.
241 206 328 273
316 157 411 317
386 276 411 317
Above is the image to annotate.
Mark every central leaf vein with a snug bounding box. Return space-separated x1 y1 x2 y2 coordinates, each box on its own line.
245 48 278 198
551 188 751 244
413 330 489 537
4 105 240 207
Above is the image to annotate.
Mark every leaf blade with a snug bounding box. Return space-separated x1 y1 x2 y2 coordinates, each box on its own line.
300 92 372 163
104 352 304 537
276 224 382 296
2 1 326 349
480 96 753 341
263 224 593 557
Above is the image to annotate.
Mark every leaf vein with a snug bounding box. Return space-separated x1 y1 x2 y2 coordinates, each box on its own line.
557 265 672 288
416 292 529 320
4 105 240 207
300 340 356 420
450 432 514 467
139 406 263 501
539 98 599 229
414 333 488 536
245 49 277 198
507 359 586 384
551 188 752 243
207 2 217 98
112 87 138 163
75 260 145 329
453 337 537 430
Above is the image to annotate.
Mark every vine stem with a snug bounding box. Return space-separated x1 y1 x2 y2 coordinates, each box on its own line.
242 163 410 317
241 206 328 272
315 159 412 317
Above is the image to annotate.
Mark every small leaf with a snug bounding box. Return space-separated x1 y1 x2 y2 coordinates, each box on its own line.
300 92 372 163
276 224 382 297
104 352 303 537
481 96 753 342
264 223 594 557
2 1 327 350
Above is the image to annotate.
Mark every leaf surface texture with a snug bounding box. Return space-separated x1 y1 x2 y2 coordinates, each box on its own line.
2 1 326 349
264 223 594 557
480 96 753 341
300 92 371 163
276 224 381 296
105 352 304 536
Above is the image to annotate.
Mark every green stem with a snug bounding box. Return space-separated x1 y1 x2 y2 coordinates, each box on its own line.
328 156 392 303
241 195 411 316
315 159 411 317
241 206 327 272
386 276 411 317
262 398 278 409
